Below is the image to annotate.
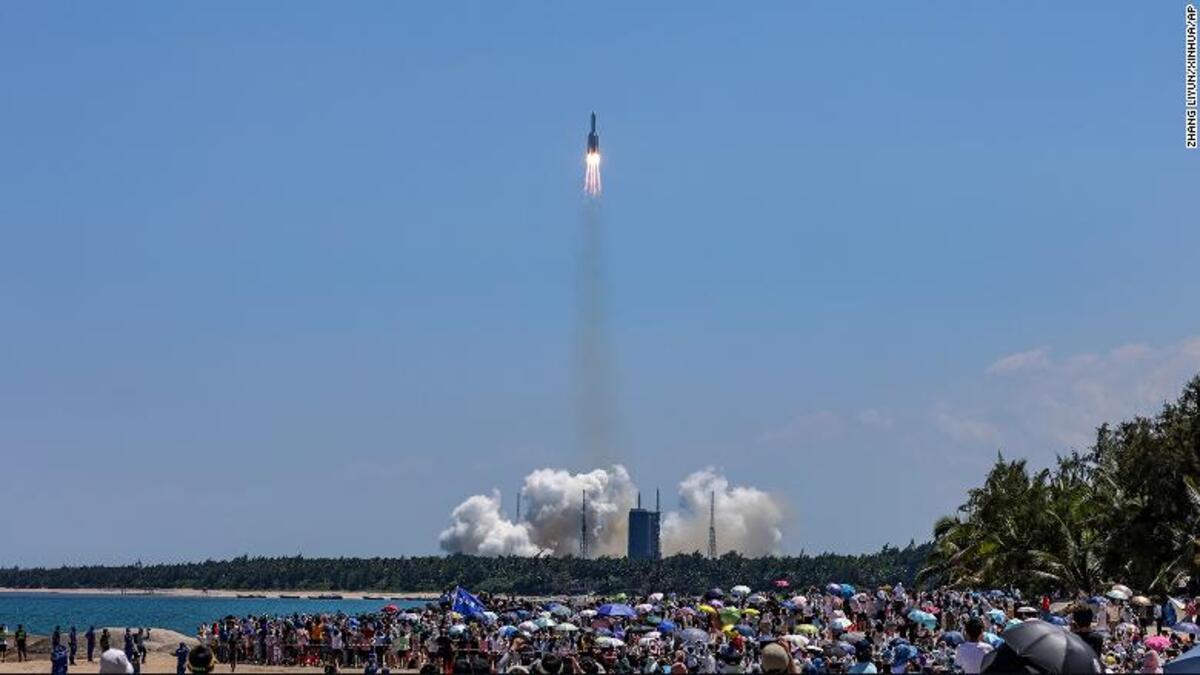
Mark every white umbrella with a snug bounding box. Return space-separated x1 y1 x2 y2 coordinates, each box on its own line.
1106 589 1130 601
555 622 579 632
790 595 808 606
830 617 852 630
597 636 626 648
635 603 655 613
579 609 598 618
1111 584 1133 597
648 592 665 603
782 634 809 648
731 585 752 596
518 621 538 633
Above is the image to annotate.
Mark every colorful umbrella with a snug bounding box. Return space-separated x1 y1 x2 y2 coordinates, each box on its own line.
1145 635 1171 652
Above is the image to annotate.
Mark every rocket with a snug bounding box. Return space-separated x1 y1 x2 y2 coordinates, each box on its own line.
587 112 600 154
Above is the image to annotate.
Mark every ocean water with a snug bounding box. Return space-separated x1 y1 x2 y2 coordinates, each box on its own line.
0 592 427 635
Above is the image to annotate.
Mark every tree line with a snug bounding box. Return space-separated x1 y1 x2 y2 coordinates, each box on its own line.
0 546 930 596
919 375 1200 595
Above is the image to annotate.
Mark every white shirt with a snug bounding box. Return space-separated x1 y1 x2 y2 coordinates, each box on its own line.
99 647 134 674
955 640 993 674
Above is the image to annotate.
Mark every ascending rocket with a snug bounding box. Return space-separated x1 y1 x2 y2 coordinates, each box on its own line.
584 111 602 197
587 112 600 154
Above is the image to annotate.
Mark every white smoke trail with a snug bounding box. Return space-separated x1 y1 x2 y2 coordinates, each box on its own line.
439 466 785 557
661 468 785 556
576 200 618 468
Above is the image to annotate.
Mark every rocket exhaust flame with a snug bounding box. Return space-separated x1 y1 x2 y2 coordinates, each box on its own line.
585 152 602 197
584 112 602 197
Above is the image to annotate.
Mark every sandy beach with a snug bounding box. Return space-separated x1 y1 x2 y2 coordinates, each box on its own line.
0 588 441 600
0 652 332 673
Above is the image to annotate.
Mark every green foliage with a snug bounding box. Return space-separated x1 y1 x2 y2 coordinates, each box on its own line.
920 375 1200 594
0 546 930 595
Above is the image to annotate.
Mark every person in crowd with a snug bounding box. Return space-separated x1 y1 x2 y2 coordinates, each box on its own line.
1072 605 1106 658
99 644 134 675
86 625 96 662
189 643 216 674
15 623 28 662
47 629 68 675
175 642 191 675
954 617 993 674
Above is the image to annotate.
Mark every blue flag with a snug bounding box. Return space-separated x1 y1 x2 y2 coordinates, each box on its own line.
452 586 486 617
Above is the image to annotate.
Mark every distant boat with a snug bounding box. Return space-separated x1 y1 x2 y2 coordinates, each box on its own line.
308 594 343 600
236 594 267 599
363 595 386 600
279 594 301 599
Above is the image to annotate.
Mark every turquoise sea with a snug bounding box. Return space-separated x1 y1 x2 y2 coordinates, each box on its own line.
0 592 427 635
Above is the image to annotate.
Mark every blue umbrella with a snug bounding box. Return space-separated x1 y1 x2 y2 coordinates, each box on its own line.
837 641 856 655
840 584 856 598
982 632 1003 647
892 644 918 667
1046 615 1068 626
940 631 964 646
908 610 937 629
597 603 637 618
1164 643 1200 673
681 628 709 644
657 620 677 633
735 625 756 637
1174 622 1200 636
986 609 1006 624
499 625 519 637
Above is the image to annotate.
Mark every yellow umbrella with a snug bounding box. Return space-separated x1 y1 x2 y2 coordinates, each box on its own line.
698 604 717 614
797 624 819 636
743 608 761 617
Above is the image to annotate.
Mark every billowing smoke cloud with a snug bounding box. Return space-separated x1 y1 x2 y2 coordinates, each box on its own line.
661 468 784 556
439 465 785 557
438 491 540 557
439 465 637 557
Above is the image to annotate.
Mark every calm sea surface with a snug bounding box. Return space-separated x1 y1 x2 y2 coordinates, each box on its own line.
0 593 427 635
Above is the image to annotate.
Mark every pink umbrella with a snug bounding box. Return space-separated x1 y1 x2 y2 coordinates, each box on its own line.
1144 635 1170 652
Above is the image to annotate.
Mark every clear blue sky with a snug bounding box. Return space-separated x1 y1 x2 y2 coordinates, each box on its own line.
2 3 1197 566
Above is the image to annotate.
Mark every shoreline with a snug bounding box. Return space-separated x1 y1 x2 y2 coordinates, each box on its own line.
0 587 441 600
